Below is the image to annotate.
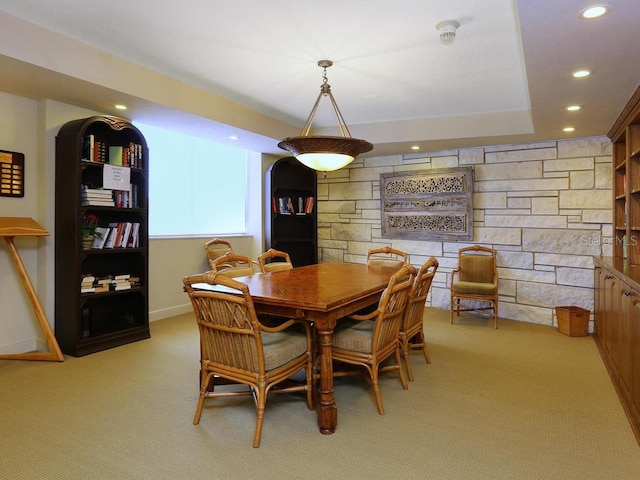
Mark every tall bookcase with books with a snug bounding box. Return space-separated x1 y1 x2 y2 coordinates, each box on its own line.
609 84 640 264
265 157 317 266
55 115 150 356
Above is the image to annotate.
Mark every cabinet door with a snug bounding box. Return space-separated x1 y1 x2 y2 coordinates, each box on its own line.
594 267 605 339
631 294 640 421
619 284 636 398
606 276 622 376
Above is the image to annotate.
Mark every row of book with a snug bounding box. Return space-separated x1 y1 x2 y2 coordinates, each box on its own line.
272 196 315 215
80 273 140 293
82 135 144 169
92 222 141 249
81 185 140 208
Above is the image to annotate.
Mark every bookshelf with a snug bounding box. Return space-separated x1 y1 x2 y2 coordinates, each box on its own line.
55 116 150 356
265 157 317 266
608 84 640 264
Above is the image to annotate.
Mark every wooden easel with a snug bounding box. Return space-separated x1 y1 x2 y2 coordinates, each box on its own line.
0 217 63 361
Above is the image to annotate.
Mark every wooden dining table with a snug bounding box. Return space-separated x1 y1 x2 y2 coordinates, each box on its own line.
227 262 399 434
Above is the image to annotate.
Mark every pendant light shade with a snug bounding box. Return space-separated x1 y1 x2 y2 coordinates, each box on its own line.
278 60 373 172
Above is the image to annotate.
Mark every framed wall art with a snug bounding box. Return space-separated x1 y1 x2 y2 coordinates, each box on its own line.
380 167 474 241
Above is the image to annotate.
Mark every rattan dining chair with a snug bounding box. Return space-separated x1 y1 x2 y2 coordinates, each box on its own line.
366 246 409 269
210 252 258 278
204 238 233 269
257 248 293 273
400 257 438 381
331 263 416 414
450 245 499 328
183 271 314 448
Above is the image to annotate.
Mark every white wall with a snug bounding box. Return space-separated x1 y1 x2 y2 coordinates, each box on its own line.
317 138 613 328
0 92 41 353
0 93 267 353
0 88 613 353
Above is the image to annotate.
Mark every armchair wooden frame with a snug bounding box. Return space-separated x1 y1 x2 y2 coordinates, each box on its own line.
183 271 314 448
210 252 258 278
450 245 499 329
331 263 416 414
257 248 293 273
204 238 233 269
366 246 409 269
400 257 438 381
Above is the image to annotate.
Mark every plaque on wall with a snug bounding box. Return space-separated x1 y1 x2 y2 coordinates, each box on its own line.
0 150 24 198
380 167 474 240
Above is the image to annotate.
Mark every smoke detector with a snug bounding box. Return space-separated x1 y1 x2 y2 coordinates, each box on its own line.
436 20 460 45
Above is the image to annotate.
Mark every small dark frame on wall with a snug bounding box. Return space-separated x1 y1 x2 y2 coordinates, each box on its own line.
380 167 474 241
0 150 25 198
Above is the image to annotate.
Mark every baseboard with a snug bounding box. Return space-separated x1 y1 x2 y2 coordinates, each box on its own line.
149 303 192 322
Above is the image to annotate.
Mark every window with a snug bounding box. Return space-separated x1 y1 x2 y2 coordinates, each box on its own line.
135 123 248 237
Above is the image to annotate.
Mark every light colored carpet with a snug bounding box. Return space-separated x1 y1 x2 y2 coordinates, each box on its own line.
1 308 639 480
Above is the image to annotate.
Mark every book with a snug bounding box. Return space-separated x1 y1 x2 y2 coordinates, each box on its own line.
91 227 110 249
109 146 123 166
103 223 119 248
119 222 133 248
113 273 131 280
111 281 132 291
129 222 140 248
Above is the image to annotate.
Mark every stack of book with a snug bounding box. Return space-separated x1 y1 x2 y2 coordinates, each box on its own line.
80 274 96 293
81 185 114 207
111 273 133 291
79 273 140 293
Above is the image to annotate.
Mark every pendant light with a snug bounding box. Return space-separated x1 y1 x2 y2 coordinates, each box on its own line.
278 60 373 172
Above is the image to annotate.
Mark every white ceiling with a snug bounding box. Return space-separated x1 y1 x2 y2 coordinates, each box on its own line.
0 0 639 157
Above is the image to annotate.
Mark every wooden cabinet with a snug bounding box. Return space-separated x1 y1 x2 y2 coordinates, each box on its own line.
608 84 640 264
55 116 150 356
593 257 640 443
265 157 317 267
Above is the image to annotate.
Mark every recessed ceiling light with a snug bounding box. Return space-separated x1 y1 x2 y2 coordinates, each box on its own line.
114 104 127 110
567 105 581 111
229 135 239 140
572 70 590 78
411 145 420 151
563 127 576 132
579 5 610 19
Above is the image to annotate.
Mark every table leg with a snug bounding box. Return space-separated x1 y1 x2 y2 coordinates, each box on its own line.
315 324 337 434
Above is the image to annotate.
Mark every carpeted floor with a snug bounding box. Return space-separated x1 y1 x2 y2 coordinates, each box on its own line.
1 308 639 480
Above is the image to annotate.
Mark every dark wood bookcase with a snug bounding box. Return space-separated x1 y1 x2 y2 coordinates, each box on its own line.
55 115 150 356
609 84 640 264
265 157 317 266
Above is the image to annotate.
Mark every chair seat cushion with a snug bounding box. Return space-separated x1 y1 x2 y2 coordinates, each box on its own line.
262 330 308 371
333 320 374 353
451 281 497 295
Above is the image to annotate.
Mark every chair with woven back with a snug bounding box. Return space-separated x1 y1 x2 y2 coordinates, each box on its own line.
366 246 409 269
257 248 293 273
400 257 439 381
183 271 314 448
204 238 233 269
450 245 499 328
210 252 258 278
331 263 417 415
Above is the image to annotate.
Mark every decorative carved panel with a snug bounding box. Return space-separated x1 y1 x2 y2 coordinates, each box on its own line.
380 167 474 240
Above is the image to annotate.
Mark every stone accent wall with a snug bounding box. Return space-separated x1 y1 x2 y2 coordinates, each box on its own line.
317 136 613 328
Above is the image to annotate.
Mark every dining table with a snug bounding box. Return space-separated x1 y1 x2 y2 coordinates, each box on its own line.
223 261 399 434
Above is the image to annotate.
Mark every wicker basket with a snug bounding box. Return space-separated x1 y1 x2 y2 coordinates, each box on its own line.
556 306 589 337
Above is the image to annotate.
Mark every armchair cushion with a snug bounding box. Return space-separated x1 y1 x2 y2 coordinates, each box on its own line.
262 330 309 370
